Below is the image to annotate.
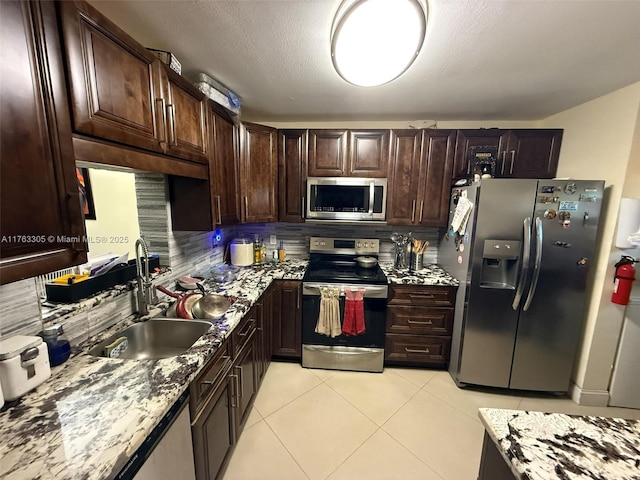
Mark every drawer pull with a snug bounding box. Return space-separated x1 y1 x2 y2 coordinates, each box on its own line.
407 319 433 325
405 347 430 354
409 294 435 300
229 374 238 408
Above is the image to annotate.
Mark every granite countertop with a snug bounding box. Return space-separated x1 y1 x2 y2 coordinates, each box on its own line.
0 260 306 480
0 259 456 480
380 262 459 286
479 408 640 480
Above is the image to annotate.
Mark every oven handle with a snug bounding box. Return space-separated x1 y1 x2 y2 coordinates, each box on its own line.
302 283 388 299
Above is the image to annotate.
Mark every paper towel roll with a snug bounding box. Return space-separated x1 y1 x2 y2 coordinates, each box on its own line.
615 198 640 248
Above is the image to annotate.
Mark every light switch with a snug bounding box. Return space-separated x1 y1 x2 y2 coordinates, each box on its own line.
270 235 277 245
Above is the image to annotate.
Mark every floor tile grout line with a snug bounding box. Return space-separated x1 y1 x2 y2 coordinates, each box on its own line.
257 380 326 420
376 427 447 480
261 416 313 480
321 426 382 480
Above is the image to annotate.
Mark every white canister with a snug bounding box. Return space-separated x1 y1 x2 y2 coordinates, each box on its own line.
0 335 51 402
230 238 254 266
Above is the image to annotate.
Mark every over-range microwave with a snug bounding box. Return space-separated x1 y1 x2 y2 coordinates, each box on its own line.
306 177 387 222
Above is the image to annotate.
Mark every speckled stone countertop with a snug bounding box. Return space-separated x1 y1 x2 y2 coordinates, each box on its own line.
479 408 640 480
0 259 457 480
380 262 459 286
0 260 306 480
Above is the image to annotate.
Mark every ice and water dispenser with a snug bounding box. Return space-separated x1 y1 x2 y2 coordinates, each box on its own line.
480 240 521 289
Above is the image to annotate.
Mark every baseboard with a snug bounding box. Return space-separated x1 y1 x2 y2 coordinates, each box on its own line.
568 382 610 407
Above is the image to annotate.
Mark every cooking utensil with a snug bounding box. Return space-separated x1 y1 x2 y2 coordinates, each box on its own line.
156 285 198 319
192 284 233 320
177 276 203 290
355 256 378 268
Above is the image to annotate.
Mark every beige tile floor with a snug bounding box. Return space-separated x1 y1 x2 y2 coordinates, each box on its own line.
222 361 640 480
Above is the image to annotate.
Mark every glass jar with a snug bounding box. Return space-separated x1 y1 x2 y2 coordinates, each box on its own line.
39 324 71 367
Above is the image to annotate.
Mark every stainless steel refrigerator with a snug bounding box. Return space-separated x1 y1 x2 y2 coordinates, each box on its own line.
440 178 604 392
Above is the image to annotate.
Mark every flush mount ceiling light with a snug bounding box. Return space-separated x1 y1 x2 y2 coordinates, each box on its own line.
331 0 427 87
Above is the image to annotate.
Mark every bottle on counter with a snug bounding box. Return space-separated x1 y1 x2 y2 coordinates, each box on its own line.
253 236 262 264
278 240 286 262
39 324 71 367
260 240 267 264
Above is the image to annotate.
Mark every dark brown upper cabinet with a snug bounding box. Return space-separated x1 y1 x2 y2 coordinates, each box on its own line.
278 130 307 222
387 129 455 227
239 122 278 223
453 129 562 180
1 0 87 285
59 0 208 167
308 129 388 177
158 65 208 164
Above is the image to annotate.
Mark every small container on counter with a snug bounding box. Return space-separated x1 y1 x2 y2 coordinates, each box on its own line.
39 324 71 367
278 240 286 262
410 252 424 271
0 335 51 402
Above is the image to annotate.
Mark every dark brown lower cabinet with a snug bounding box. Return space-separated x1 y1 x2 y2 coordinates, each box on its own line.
384 284 457 367
271 280 302 359
190 342 234 480
191 297 266 480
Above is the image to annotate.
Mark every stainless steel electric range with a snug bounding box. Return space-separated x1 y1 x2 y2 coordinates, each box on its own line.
301 237 388 373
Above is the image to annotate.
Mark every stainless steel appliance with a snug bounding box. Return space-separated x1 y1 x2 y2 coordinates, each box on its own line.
302 237 388 372
306 177 387 222
440 179 605 392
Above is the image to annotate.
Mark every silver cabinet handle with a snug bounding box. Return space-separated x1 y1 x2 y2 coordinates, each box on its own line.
235 365 244 398
166 104 177 146
407 319 433 325
523 217 543 311
216 196 222 225
509 151 515 175
301 197 305 218
229 374 238 408
500 151 507 175
405 347 430 354
512 217 531 310
411 200 416 223
155 98 166 144
418 200 424 223
244 196 248 220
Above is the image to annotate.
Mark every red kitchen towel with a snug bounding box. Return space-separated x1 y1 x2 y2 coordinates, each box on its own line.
342 288 366 336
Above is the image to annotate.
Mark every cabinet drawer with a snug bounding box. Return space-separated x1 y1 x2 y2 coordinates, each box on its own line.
388 285 456 307
386 306 453 335
232 311 257 356
385 334 451 365
190 341 231 413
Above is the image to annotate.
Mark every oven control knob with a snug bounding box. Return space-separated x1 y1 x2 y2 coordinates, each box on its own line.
320 241 326 246
357 242 362 248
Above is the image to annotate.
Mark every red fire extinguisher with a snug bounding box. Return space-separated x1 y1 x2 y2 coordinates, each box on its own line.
612 256 637 305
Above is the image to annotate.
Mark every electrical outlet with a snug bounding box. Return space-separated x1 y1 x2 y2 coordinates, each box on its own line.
270 235 277 245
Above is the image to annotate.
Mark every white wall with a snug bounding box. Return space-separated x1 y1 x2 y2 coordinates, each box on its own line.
540 82 640 404
84 169 141 260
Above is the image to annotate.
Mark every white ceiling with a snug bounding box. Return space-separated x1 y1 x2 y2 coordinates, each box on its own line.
88 0 640 123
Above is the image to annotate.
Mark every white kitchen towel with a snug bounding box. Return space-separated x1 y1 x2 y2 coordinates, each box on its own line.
315 287 341 338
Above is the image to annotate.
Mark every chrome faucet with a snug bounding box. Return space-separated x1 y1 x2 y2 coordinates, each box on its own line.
135 237 156 316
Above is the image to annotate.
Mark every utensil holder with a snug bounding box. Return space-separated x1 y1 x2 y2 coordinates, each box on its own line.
410 252 423 271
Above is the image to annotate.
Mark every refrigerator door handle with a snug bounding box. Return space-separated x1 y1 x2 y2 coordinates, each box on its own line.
523 216 543 311
512 217 531 310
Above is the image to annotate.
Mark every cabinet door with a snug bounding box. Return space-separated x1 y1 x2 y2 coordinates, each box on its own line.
418 130 456 226
501 130 562 178
278 130 307 222
210 106 240 225
347 130 389 177
191 377 235 480
308 130 348 176
233 332 258 431
386 130 423 225
239 122 278 223
1 0 87 285
452 129 507 180
161 65 208 164
58 0 164 154
271 281 302 359
257 286 273 385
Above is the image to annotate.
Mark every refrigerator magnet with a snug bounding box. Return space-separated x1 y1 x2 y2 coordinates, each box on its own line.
544 209 557 219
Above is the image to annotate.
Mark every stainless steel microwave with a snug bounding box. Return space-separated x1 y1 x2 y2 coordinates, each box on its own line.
306 177 387 222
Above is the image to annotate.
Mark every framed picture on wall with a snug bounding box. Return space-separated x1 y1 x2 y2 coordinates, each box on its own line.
76 167 96 220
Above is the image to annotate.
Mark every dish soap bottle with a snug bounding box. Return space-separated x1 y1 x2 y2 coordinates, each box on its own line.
39 324 71 367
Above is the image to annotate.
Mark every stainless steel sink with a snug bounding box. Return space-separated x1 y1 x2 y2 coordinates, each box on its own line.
88 318 211 360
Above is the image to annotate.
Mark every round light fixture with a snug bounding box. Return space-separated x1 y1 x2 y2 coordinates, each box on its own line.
331 0 427 87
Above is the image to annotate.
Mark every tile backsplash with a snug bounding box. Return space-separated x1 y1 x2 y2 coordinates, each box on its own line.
3 172 445 344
